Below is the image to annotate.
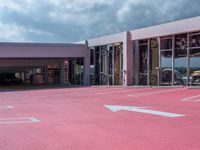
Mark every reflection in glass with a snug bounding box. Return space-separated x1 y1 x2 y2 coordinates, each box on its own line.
139 41 148 85
161 37 172 50
90 43 123 85
101 45 109 85
190 33 200 48
190 48 200 85
174 34 187 85
160 51 172 85
114 45 122 85
150 38 159 86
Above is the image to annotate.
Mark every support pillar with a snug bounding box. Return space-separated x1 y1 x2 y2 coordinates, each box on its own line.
123 31 133 86
83 40 90 85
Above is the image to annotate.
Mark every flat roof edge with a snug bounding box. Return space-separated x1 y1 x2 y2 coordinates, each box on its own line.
87 32 126 47
0 42 87 47
87 16 200 45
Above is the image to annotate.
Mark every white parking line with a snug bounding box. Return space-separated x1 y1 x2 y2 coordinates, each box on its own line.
0 105 14 109
69 87 126 95
96 88 149 95
181 94 200 102
0 117 40 124
128 88 185 97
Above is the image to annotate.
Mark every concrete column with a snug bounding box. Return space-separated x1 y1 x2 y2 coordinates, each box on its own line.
83 40 90 85
123 31 133 86
134 40 139 85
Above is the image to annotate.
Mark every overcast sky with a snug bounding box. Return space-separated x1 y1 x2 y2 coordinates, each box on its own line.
0 0 200 43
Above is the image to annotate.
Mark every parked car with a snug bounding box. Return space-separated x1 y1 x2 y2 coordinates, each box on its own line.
161 68 184 85
191 70 200 85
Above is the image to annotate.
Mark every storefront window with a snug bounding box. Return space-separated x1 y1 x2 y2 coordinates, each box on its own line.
48 65 60 85
160 51 173 85
174 34 187 85
138 40 148 85
190 33 200 48
68 58 83 85
150 38 159 86
90 43 123 85
160 37 173 86
189 32 200 86
161 37 172 50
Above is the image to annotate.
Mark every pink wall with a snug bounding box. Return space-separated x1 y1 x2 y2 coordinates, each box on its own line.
87 32 125 47
0 43 90 85
0 43 88 58
131 16 200 40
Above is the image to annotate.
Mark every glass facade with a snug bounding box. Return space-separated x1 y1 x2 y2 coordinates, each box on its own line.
90 43 123 85
189 32 200 86
174 34 187 85
160 37 173 86
133 31 200 86
68 58 84 85
150 38 159 86
138 40 148 85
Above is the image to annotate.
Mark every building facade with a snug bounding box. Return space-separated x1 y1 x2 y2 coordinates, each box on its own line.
87 16 200 87
0 16 200 87
0 43 90 86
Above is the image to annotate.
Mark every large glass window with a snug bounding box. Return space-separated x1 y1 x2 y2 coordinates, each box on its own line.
150 38 159 86
48 65 60 85
161 37 172 50
160 51 173 85
90 43 123 85
189 32 200 86
114 44 123 85
174 34 187 85
138 39 148 85
134 31 200 87
190 33 200 48
160 37 173 85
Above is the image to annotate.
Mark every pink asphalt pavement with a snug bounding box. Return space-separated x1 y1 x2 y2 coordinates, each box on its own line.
0 86 200 150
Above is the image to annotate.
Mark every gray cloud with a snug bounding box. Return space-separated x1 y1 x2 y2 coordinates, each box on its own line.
0 0 200 43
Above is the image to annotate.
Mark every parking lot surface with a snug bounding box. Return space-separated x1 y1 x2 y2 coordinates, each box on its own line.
0 86 200 150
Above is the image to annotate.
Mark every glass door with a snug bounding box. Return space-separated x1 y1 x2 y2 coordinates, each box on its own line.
138 40 148 85
100 45 109 85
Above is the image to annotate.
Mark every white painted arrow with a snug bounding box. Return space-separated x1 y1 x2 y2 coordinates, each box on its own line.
105 105 185 118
